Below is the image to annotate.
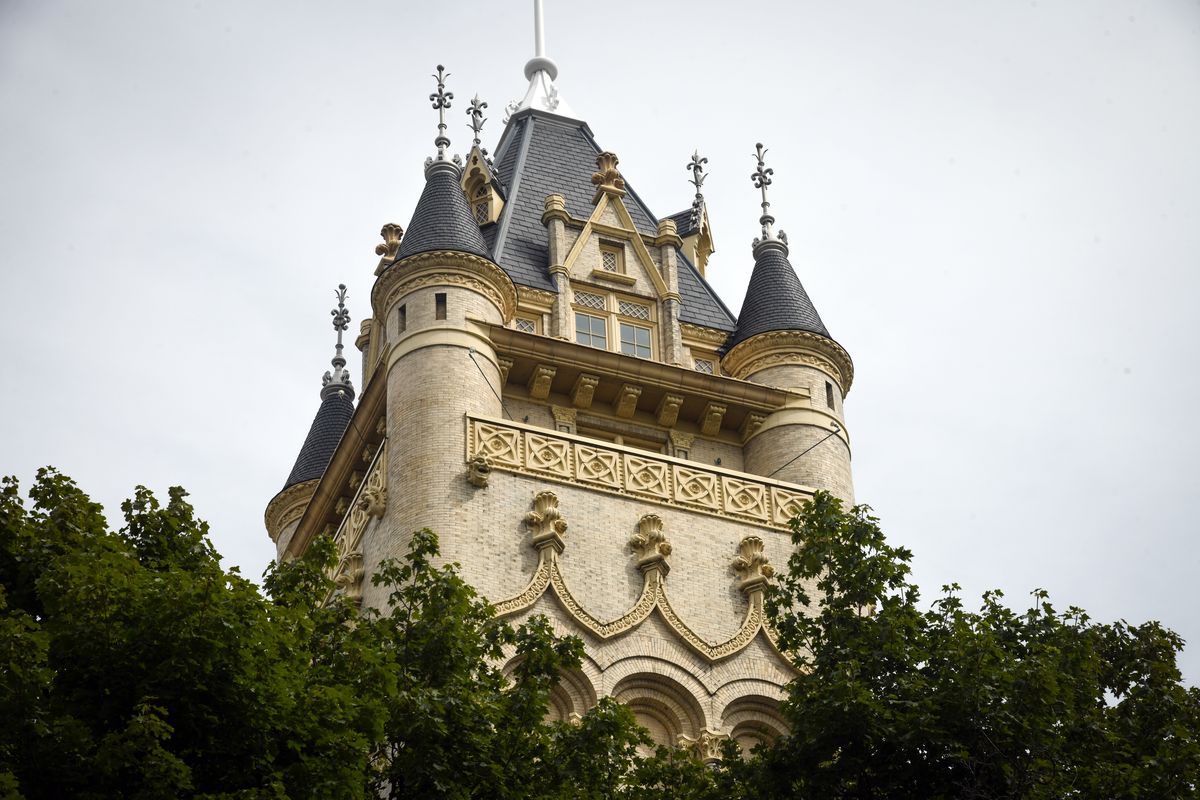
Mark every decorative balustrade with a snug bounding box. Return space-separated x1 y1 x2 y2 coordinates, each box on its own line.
466 415 812 529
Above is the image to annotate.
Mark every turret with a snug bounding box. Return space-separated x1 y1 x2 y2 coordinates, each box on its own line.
723 145 854 501
265 285 357 555
366 66 516 605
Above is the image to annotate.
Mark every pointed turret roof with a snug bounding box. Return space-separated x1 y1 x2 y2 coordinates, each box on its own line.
729 238 830 348
728 144 831 348
394 159 491 261
282 285 357 490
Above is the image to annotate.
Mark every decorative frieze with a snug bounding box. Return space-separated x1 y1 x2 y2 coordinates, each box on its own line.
466 415 812 530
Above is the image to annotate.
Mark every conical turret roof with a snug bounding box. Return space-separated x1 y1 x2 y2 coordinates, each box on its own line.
729 238 830 349
282 285 357 490
394 159 491 262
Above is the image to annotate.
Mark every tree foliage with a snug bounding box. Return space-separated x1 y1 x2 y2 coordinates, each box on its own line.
2 472 1196 799
759 491 1200 799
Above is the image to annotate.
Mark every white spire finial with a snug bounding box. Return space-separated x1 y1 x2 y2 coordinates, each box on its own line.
511 0 578 120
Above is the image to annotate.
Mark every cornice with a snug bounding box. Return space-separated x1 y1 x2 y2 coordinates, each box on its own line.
371 250 517 323
722 330 855 395
680 322 732 348
264 479 318 542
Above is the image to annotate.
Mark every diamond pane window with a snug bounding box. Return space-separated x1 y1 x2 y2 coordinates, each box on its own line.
694 359 714 374
573 290 606 310
515 318 536 334
575 313 607 349
618 300 651 320
619 322 652 358
601 250 619 272
474 202 489 224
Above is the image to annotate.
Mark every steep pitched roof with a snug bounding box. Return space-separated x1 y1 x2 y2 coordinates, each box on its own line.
728 239 830 348
489 110 736 331
666 208 699 238
395 160 491 261
283 391 355 489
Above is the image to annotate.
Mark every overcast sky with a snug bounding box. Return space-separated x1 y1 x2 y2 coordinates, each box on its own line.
2 0 1198 683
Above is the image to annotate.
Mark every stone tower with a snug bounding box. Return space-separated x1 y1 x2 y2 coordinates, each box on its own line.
265 16 855 758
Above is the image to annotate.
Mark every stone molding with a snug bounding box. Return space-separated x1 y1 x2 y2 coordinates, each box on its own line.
722 329 855 395
467 414 814 529
372 249 517 323
679 322 730 347
264 479 318 543
328 442 387 605
493 492 784 664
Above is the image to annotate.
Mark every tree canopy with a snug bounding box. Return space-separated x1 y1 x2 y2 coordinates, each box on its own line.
1 470 1196 799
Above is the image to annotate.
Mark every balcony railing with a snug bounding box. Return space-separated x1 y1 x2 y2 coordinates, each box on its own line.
466 414 813 530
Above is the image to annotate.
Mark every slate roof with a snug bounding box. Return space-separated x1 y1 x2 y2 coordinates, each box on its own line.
283 391 355 489
395 160 490 261
728 240 830 348
666 208 698 238
489 110 736 331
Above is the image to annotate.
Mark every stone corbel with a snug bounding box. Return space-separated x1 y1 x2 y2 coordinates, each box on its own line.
525 491 568 553
527 364 557 399
732 535 774 595
655 393 684 428
740 412 767 443
358 485 387 518
668 430 695 460
699 402 727 437
498 357 514 385
571 374 600 409
629 514 671 576
613 383 642 418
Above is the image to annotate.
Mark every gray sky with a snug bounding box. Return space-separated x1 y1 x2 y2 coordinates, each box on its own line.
3 0 1198 683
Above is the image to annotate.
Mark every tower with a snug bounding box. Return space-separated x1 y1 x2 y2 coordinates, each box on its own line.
265 3 855 758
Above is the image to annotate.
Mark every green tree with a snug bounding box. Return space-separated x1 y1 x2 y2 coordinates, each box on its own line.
0 469 667 799
756 491 1200 799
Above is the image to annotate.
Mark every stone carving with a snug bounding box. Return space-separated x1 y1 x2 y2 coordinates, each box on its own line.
333 551 365 604
358 485 387 518
740 412 767 443
467 454 492 488
466 415 812 530
497 358 514 385
374 223 404 275
699 402 727 437
571 374 600 409
550 405 576 432
678 730 730 764
491 491 789 664
524 490 568 553
591 151 626 196
613 383 642 418
732 535 774 594
628 514 671 574
656 393 684 428
527 364 557 399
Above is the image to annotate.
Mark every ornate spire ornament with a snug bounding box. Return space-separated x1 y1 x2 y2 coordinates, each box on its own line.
467 94 488 149
321 284 355 400
750 143 776 242
429 65 456 163
510 0 579 120
687 149 708 228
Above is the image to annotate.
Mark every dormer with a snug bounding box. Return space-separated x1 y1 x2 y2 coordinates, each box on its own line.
460 145 504 226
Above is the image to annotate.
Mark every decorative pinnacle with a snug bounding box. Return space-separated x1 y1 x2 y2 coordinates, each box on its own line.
321 284 354 400
687 150 708 228
467 94 487 149
751 143 775 240
430 65 454 160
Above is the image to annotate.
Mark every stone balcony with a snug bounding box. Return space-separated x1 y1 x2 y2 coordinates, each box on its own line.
466 414 814 530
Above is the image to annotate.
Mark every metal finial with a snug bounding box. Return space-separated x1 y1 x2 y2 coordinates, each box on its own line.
322 284 355 399
688 150 708 194
751 143 775 240
430 65 454 160
467 94 488 149
687 150 708 228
